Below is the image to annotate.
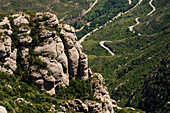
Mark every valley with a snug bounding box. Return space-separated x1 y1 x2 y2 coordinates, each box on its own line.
81 0 169 112
0 0 169 112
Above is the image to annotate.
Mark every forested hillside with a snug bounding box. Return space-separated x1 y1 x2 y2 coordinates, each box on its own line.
81 0 170 112
75 0 139 39
0 0 93 22
0 0 169 112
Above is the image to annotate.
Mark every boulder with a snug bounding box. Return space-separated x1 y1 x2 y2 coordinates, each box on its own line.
14 15 29 26
35 79 44 89
19 26 31 34
85 101 102 113
0 66 13 74
39 29 56 39
19 35 32 45
14 98 32 105
21 48 29 59
60 99 88 112
10 49 17 60
36 13 43 19
90 73 116 113
0 35 12 57
47 15 59 27
31 72 43 79
0 106 7 113
63 24 75 33
5 57 17 70
44 12 59 27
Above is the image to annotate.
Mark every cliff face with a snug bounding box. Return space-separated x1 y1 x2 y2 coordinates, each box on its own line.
0 12 117 112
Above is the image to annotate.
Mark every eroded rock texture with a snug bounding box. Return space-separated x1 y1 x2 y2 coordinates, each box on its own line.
0 12 116 113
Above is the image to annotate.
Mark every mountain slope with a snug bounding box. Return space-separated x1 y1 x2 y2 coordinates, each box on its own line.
0 0 92 22
0 12 117 113
81 0 170 112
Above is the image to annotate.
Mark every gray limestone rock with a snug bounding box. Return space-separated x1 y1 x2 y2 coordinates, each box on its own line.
58 52 68 74
19 35 32 45
0 35 12 57
10 49 17 60
60 99 88 112
79 53 88 80
56 37 65 56
64 37 74 49
34 39 57 57
39 29 56 39
60 29 77 41
0 12 117 113
0 106 7 113
44 12 59 27
63 24 75 33
5 57 17 70
22 48 29 59
75 42 83 53
35 79 44 89
39 56 69 86
68 47 79 78
14 15 29 26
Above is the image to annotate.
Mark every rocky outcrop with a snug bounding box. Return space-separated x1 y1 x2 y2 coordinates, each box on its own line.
14 15 29 26
0 35 17 74
91 73 116 113
32 18 89 90
60 73 117 113
19 35 32 45
0 35 11 57
0 12 116 113
79 53 88 80
0 17 13 35
60 99 88 112
44 12 59 27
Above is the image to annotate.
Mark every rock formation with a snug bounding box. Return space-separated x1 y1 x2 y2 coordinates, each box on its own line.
0 12 116 113
60 73 117 113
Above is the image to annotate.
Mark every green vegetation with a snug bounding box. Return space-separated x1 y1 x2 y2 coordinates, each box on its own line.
114 107 145 113
0 13 8 22
0 0 169 112
0 0 92 22
0 71 95 113
0 11 97 112
81 0 170 112
76 0 139 39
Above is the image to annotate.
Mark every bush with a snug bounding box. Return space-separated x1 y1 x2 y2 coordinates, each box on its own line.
0 91 5 100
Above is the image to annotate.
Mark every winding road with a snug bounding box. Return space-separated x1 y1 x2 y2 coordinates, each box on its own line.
82 0 98 17
100 41 114 56
79 0 157 56
147 0 156 16
124 0 143 14
79 0 143 44
129 17 140 32
128 0 156 35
